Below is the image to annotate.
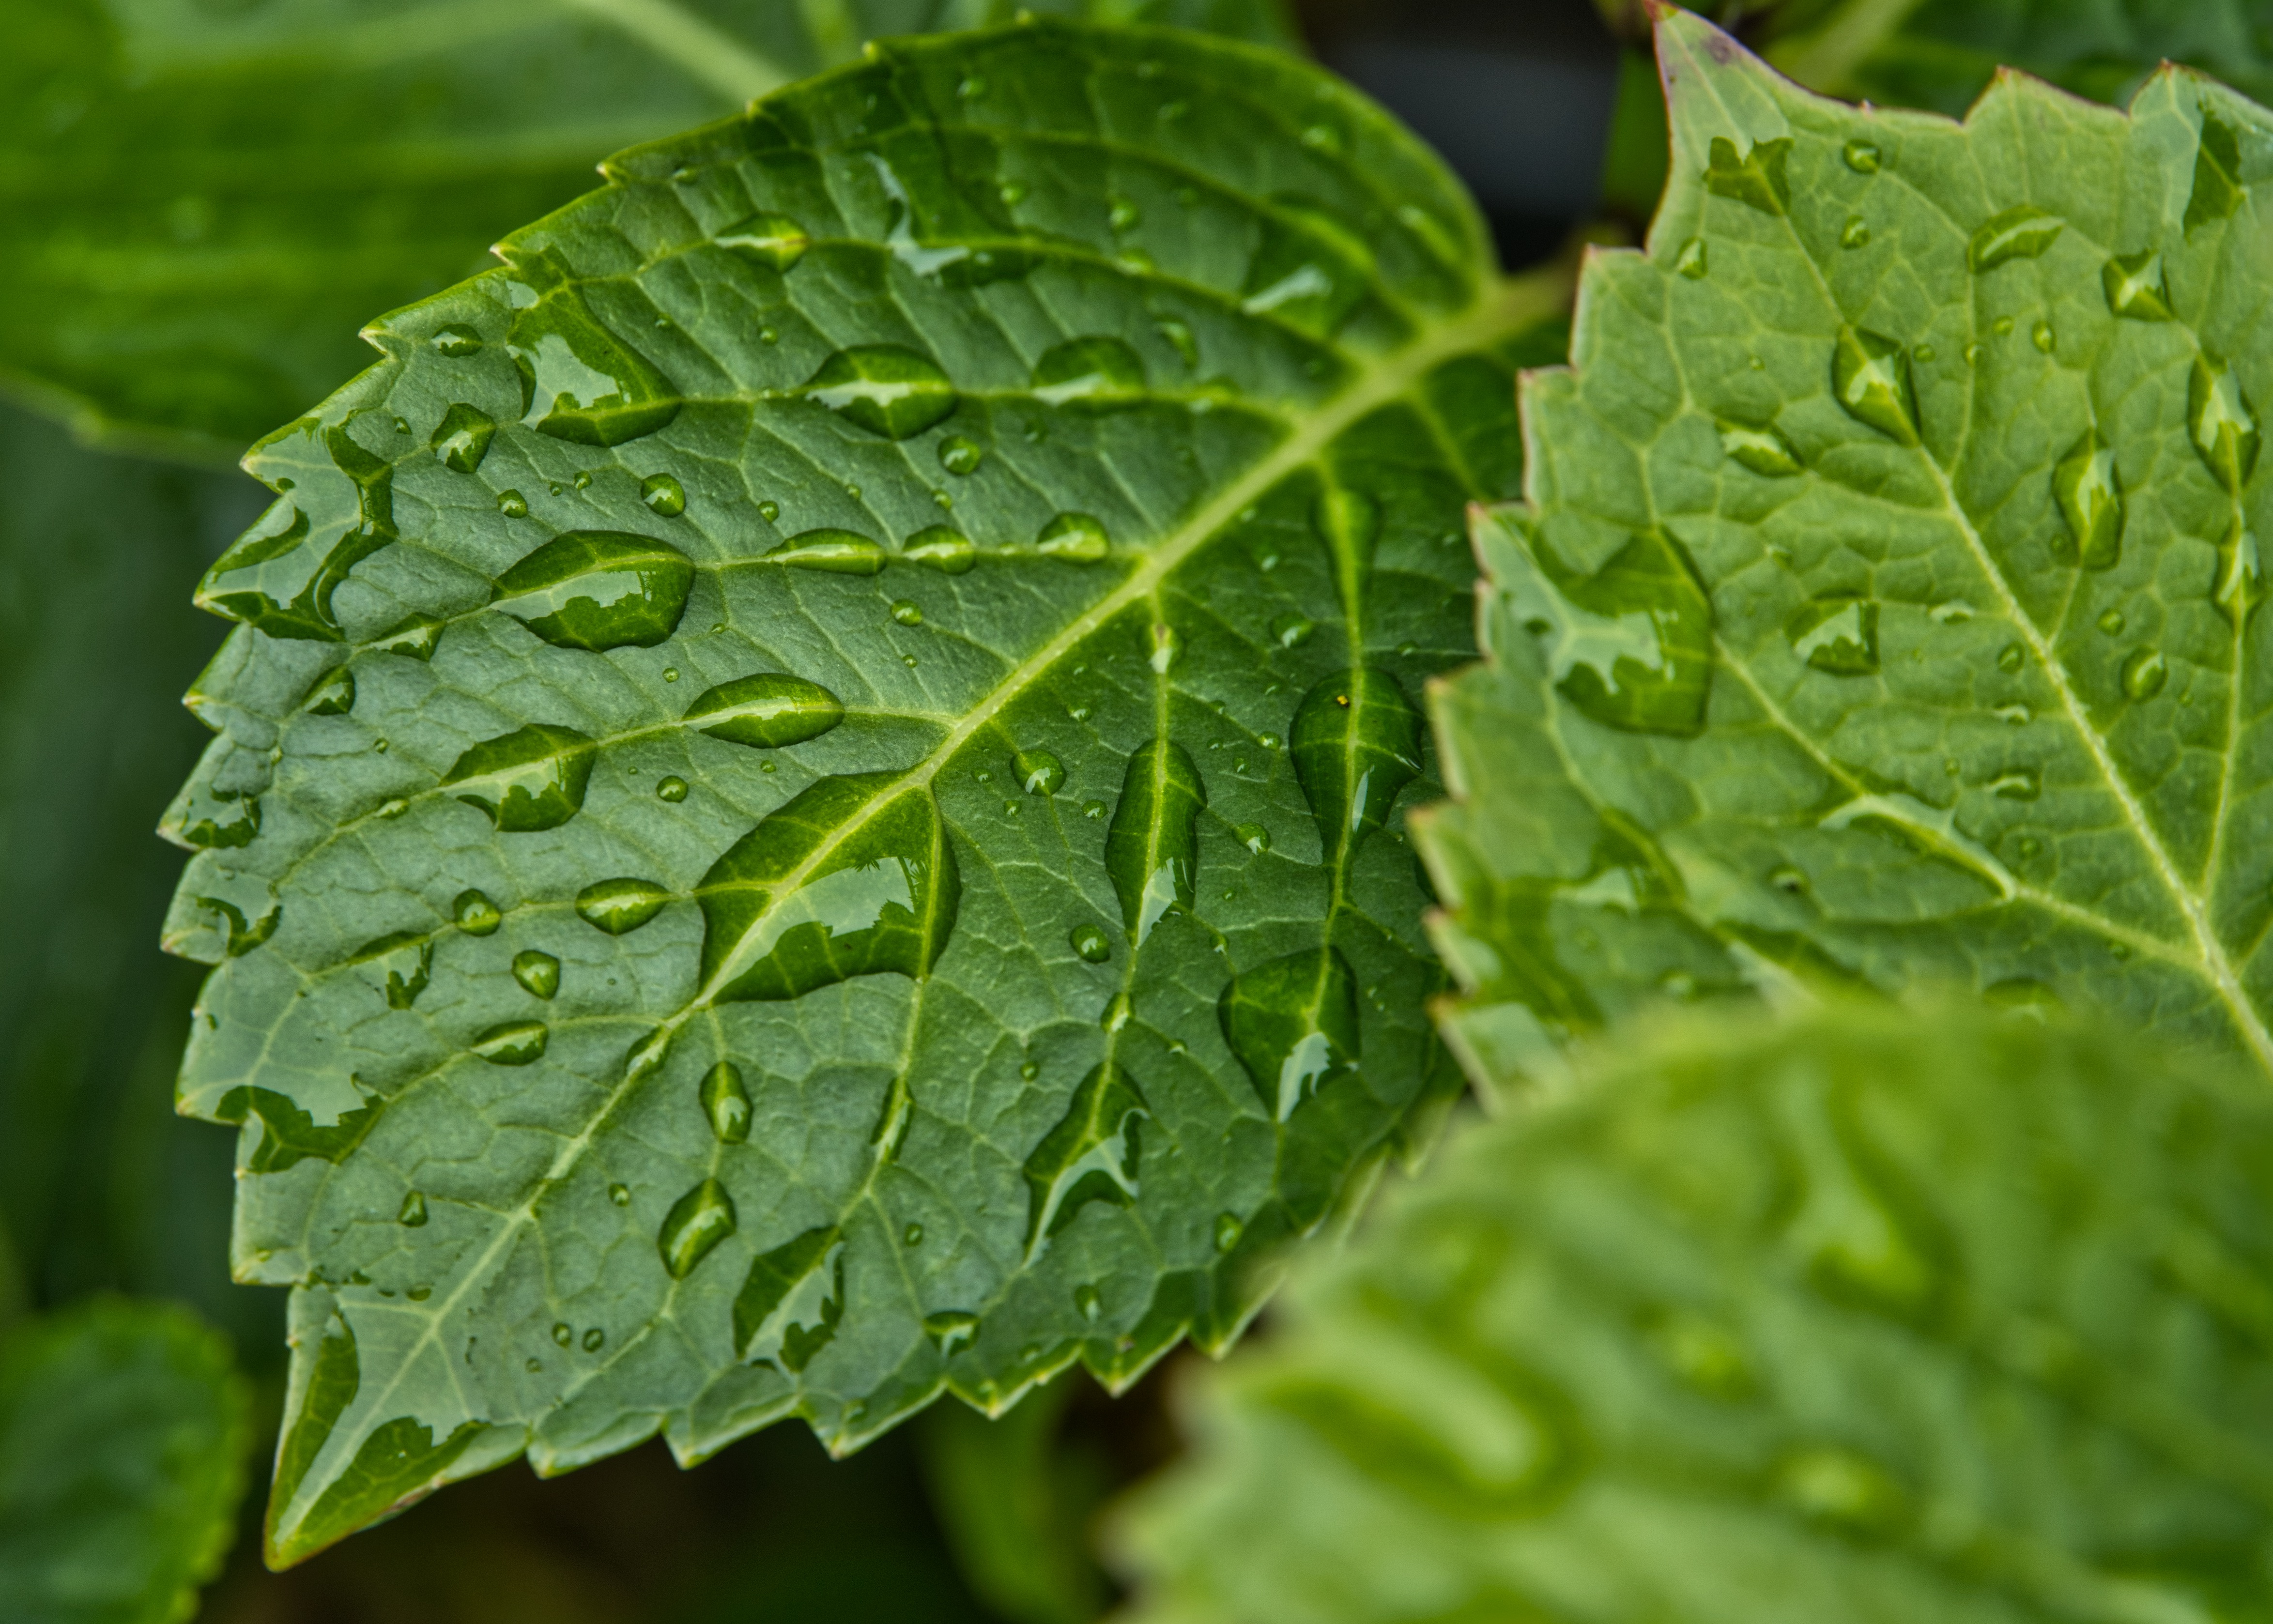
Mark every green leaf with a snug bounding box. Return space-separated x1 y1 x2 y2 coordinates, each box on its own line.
0 1300 250 1624
0 0 1297 461
1116 1001 2273 1624
1418 13 2273 1090
161 18 1572 1563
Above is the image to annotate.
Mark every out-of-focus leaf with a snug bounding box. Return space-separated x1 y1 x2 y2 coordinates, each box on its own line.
0 0 1297 462
0 1299 250 1624
1118 1000 2273 1623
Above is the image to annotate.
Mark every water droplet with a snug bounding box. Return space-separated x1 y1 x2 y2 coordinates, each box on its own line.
576 878 669 935
2102 249 2174 321
640 472 686 518
196 422 397 641
501 949 560 1001
1843 139 1881 173
2045 429 2125 570
508 276 679 446
684 672 844 748
433 325 482 357
904 1222 923 1246
1037 512 1109 562
1148 622 1180 673
1719 421 1804 477
767 529 885 574
2097 608 2125 636
1768 865 1808 896
1019 1060 1040 1080
1023 1063 1149 1251
1832 326 1920 444
1998 642 2026 672
399 1191 429 1226
1839 215 1870 249
923 1309 979 1355
1675 237 1708 279
1105 742 1206 944
1075 1284 1102 1321
2190 353 2261 494
657 775 688 803
757 500 780 524
890 599 924 627
443 724 597 832
525 1356 543 1373
657 1178 737 1279
1967 204 2064 271
497 489 529 518
803 346 957 440
1070 923 1110 963
1219 947 1360 1121
351 931 434 1009
2119 646 2168 701
430 403 495 474
1269 614 1315 649
1705 135 1791 214
1032 337 1146 409
493 531 695 652
443 894 500 943
937 436 984 476
897 524 973 574
582 1328 604 1351
1510 526 1718 738
303 666 355 717
701 1061 752 1144
1239 194 1374 336
717 211 810 271
2217 521 2265 627
2031 321 2055 354
1289 667 1425 872
1016 750 1065 796
2187 108 2246 233
1989 769 2041 801
1156 318 1198 368
1788 594 1880 675
999 181 1027 205
472 1019 548 1065
696 775 959 1001
734 1226 844 1370
551 1321 572 1347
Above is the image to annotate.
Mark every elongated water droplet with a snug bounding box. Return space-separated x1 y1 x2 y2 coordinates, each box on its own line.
443 724 597 831
1989 769 2041 801
2102 249 2174 321
697 775 958 1001
938 436 984 475
718 211 810 271
2190 354 2261 494
2217 521 2265 627
1720 421 1803 477
454 889 502 935
924 1310 979 1354
1271 614 1314 648
1832 327 1919 444
494 531 695 651
1104 742 1206 944
1675 237 1707 278
903 524 975 573
1023 1063 1149 1251
1290 669 1424 869
1968 204 2064 271
369 613 444 661
512 949 560 999
576 878 669 935
2120 647 2168 700
398 1191 428 1226
1843 139 1881 173
1037 513 1109 562
1507 528 1715 737
701 1061 752 1144
2052 430 2124 569
305 666 354 715
639 472 686 517
803 346 957 440
1070 923 1110 963
1219 947 1360 1122
684 672 844 748
508 273 679 446
768 529 884 574
472 1019 548 1065
733 1226 843 1368
657 1178 737 1279
198 421 396 641
1787 595 1880 675
1213 1212 1244 1253
433 324 482 357
1016 750 1065 795
430 403 495 474
1032 337 1146 410
2186 108 2245 234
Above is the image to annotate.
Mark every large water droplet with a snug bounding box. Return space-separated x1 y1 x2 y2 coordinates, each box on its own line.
767 529 885 574
2101 249 2174 321
697 775 959 1002
1023 1063 1149 1252
1704 135 1791 214
493 532 695 651
472 1019 548 1065
576 878 669 935
1016 750 1065 795
198 421 396 641
733 1226 844 1369
1719 421 1803 478
924 1310 979 1355
1032 337 1147 410
508 276 680 446
702 1061 752 1144
1219 947 1360 1122
803 346 957 440
512 949 560 999
1508 527 1715 736
1037 513 1109 562
1290 669 1424 869
430 404 495 474
351 931 433 1009
443 723 597 831
1832 327 1920 444
2190 353 2261 494
1104 742 1206 945
684 673 844 748
1787 594 1880 675
657 1178 737 1279
2052 430 2124 569
718 211 811 272
2120 647 2168 700
305 666 354 715
1967 204 2064 271
905 525 976 573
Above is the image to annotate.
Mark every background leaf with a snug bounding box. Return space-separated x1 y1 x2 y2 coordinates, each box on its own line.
1116 1000 2273 1624
0 1299 250 1624
0 0 1296 461
163 17 1571 1561
1421 12 2273 1089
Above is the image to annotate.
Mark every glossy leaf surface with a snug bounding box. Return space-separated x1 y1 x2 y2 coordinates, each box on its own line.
0 0 1294 460
1118 1002 2273 1624
1419 14 2273 1089
161 19 1569 1561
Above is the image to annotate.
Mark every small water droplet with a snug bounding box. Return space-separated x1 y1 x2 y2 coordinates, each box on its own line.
999 181 1027 205
454 890 503 935
1968 205 2064 271
2052 430 2124 569
497 489 529 518
656 775 688 802
2031 321 2055 353
1070 923 1111 963
526 1357 543 1373
2097 608 2125 636
938 436 984 475
640 472 686 517
2121 647 2168 700
1998 642 2027 672
1213 1212 1244 1252
1788 594 1879 675
1993 315 2014 337
472 1019 548 1065
1840 215 1870 249
1270 613 1315 648
1148 622 1180 673
1017 750 1065 796
1675 237 1708 278
399 1191 429 1226
718 211 810 272
1769 865 1808 895
1989 769 2042 801
904 1222 924 1246
576 877 669 934
1832 326 1919 444
1037 512 1109 562
657 1178 737 1279
608 1183 631 1206
2190 353 2261 494
1020 1060 1040 1081
890 599 924 627
552 1322 572 1347
582 1327 604 1352
1075 1284 1103 1321
702 1061 752 1144
1843 139 1882 173
924 1310 979 1355
2102 250 2174 321
1720 421 1804 477
758 500 780 523
803 346 957 439
662 667 679 682
684 672 844 748
513 950 561 999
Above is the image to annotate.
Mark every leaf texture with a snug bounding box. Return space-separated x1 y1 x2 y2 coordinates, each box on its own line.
159 18 1570 1562
1116 1001 2273 1624
1418 13 2273 1090
0 1300 249 1624
0 0 1294 460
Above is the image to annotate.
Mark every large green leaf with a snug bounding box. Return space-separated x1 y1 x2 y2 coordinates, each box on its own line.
1420 12 2273 1089
0 1299 249 1624
1115 1001 2273 1623
161 17 1571 1562
0 0 1294 462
